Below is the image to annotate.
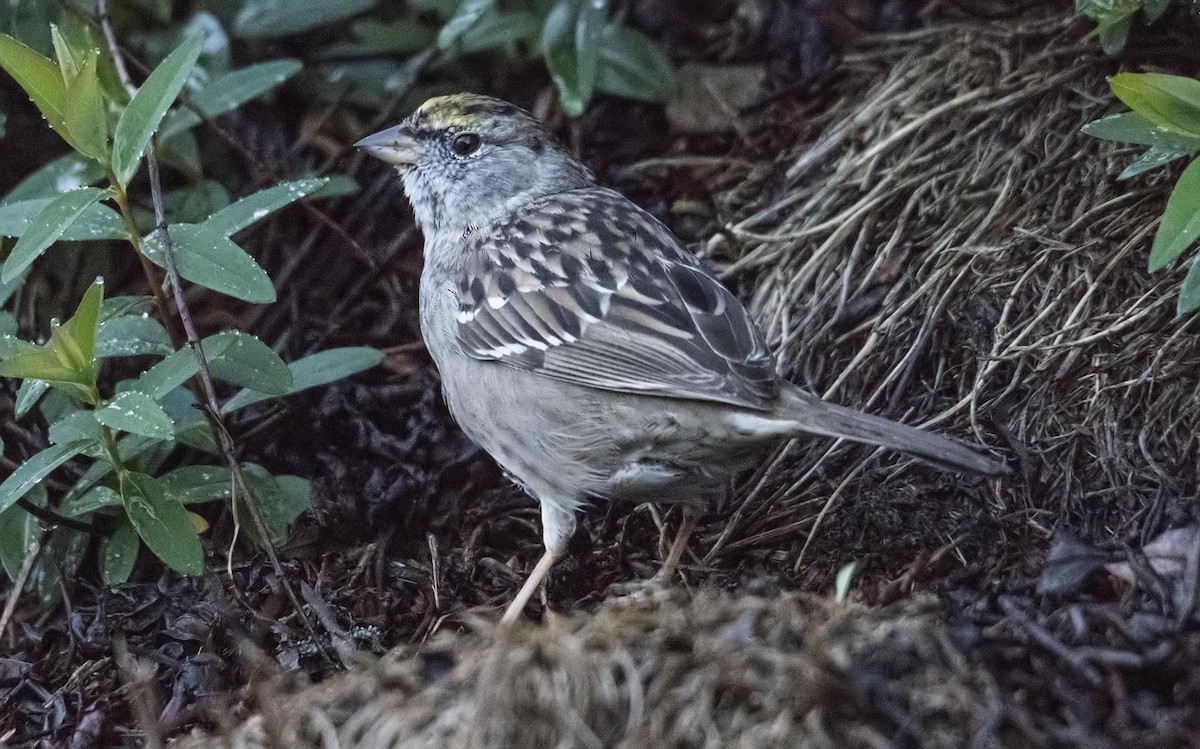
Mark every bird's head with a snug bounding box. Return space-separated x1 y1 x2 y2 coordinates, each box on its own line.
356 94 593 236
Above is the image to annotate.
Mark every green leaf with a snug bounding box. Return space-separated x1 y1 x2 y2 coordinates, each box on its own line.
34 384 76 423
455 11 541 55
158 465 233 504
542 0 607 117
239 465 311 546
1 281 103 394
63 49 108 162
101 295 154 319
234 0 374 38
58 277 104 375
158 128 202 179
1119 144 1192 179
28 525 87 605
205 330 292 394
350 19 437 54
58 434 158 509
48 410 102 446
310 55 425 107
50 24 80 82
1083 111 1189 148
1110 73 1200 141
96 314 174 358
0 33 72 148
160 59 303 137
438 0 496 49
1144 0 1170 22
223 346 382 412
0 312 14 337
0 491 41 581
1179 254 1200 315
159 386 217 454
0 342 83 387
310 174 359 198
120 471 203 576
132 331 237 400
27 525 86 605
161 180 231 225
1 187 106 282
14 379 48 419
96 391 175 439
1150 157 1200 271
1097 16 1132 54
0 197 127 240
595 24 676 104
111 34 203 187
0 275 19 307
142 223 276 303
0 440 91 515
60 484 121 516
100 515 139 586
202 177 330 236
1 153 106 205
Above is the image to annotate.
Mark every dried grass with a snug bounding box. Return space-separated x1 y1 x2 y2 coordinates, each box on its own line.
703 14 1199 574
172 593 1000 749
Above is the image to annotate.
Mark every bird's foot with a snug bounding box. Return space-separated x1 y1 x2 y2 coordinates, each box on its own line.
604 571 678 604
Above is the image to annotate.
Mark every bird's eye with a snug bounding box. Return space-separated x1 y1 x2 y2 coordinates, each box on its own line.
451 132 481 156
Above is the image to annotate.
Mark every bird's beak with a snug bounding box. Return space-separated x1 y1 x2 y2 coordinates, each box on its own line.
355 124 421 167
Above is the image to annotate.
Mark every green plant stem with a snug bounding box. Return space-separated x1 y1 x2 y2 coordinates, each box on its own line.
98 423 124 472
108 179 186 352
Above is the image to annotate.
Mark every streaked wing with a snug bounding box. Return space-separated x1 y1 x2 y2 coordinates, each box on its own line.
455 188 779 410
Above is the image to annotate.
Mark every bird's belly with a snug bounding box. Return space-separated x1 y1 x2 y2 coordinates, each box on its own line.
437 355 771 507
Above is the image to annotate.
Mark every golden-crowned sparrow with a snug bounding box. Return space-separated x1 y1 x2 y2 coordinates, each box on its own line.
357 94 1003 622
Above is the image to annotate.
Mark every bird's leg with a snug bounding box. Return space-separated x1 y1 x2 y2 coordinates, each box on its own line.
656 505 696 581
501 545 563 624
501 499 576 625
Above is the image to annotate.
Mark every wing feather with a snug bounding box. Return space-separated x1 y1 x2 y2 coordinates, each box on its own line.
455 188 779 410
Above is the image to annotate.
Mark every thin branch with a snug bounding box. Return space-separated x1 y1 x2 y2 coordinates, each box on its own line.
96 0 337 666
16 498 104 535
0 536 40 635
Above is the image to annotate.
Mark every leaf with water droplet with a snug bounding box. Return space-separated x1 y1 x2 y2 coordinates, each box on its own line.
0 440 92 515
205 330 291 394
96 391 175 439
157 465 234 504
1 187 106 282
142 222 275 303
101 516 139 587
63 48 108 162
0 196 127 241
0 33 75 149
201 177 329 236
120 471 203 576
111 35 203 187
96 314 173 358
223 346 382 413
160 59 303 137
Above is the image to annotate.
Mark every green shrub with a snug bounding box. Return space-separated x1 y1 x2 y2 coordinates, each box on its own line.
1083 72 1200 314
1075 0 1171 53
0 24 380 597
306 0 677 115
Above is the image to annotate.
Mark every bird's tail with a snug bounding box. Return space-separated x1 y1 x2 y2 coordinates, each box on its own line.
773 385 1006 476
